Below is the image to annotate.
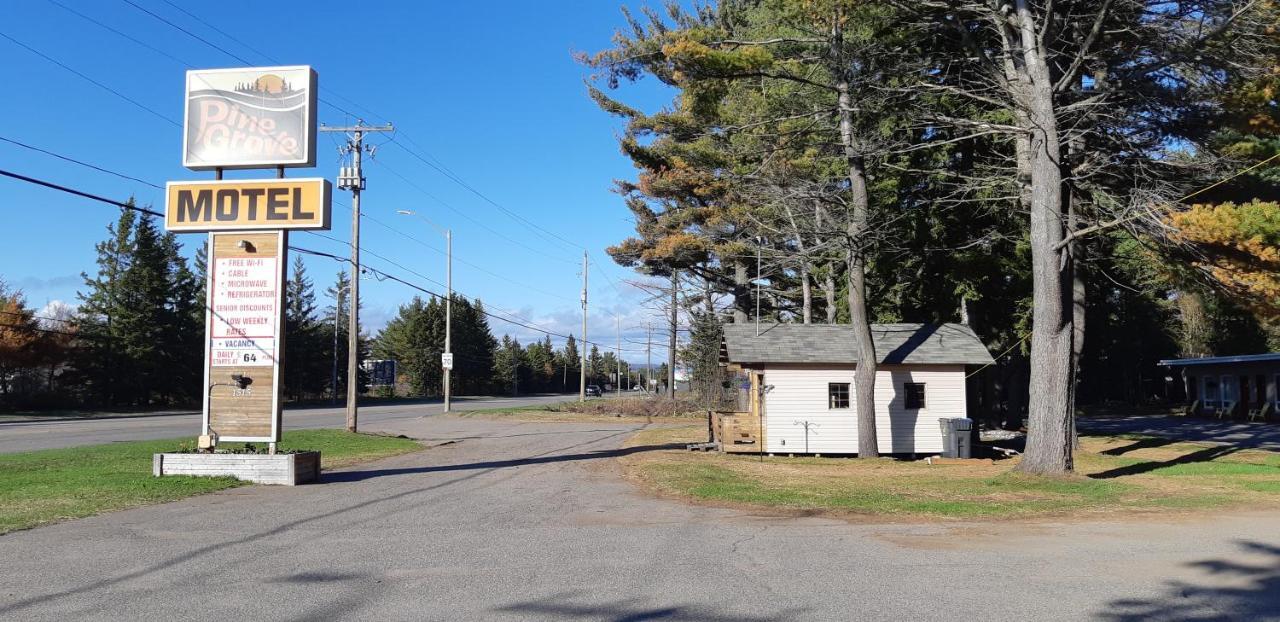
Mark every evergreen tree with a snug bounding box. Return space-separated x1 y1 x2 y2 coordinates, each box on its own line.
588 345 603 386
374 295 443 396
284 257 327 400
684 310 727 407
559 334 580 393
454 298 497 395
323 270 369 399
493 335 523 395
74 207 201 406
75 208 135 405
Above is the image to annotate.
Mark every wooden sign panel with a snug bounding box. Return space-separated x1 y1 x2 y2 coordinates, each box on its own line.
165 178 331 232
202 231 287 442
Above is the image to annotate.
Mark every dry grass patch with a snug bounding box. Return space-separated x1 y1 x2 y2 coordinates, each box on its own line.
620 426 1280 520
462 397 706 425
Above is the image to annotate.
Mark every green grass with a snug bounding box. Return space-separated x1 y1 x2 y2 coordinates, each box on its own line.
0 429 422 535
625 427 1280 520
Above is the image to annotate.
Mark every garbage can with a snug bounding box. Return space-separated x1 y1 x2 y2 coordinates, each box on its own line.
952 417 973 458
938 418 974 458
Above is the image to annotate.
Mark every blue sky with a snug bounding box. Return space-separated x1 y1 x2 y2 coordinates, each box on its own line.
0 1 675 363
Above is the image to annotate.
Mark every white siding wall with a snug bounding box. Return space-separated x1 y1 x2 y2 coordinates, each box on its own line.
763 364 968 454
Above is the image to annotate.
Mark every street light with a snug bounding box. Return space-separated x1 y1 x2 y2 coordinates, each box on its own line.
397 209 452 413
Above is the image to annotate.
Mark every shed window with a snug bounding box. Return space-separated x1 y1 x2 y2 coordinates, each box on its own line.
828 383 850 409
904 383 926 409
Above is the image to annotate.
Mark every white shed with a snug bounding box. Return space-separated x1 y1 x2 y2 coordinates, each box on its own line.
718 323 995 455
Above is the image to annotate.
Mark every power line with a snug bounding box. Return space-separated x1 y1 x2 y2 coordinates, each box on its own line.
46 0 193 66
0 134 574 308
120 0 252 65
366 157 577 264
116 0 363 120
0 135 163 190
1 167 643 353
386 138 586 253
0 29 179 127
0 168 162 217
294 244 644 353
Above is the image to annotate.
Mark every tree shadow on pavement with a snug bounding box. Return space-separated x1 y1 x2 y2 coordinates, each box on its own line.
1100 540 1280 621
494 591 803 621
1087 445 1241 480
321 443 687 483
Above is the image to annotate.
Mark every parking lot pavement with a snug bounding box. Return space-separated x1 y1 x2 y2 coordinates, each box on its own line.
2 414 1279 620
1080 414 1280 450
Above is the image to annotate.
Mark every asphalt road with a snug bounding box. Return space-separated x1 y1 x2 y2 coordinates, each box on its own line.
2 414 1279 620
0 394 574 453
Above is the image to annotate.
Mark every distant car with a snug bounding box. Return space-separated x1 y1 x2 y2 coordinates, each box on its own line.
585 385 602 397
631 385 643 392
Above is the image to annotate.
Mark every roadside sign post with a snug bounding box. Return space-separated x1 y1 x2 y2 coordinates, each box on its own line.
442 353 454 371
161 66 329 471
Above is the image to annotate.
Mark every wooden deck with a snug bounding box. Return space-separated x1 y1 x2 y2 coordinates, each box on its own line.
713 410 763 453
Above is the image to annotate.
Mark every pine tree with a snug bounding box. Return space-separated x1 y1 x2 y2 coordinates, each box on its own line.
73 206 201 406
75 209 135 405
560 334 580 393
684 310 727 407
161 228 202 404
323 270 368 399
454 298 496 395
493 335 522 396
374 295 443 396
284 256 327 400
588 345 603 386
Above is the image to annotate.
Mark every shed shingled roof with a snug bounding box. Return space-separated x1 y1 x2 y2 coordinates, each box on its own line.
721 323 995 366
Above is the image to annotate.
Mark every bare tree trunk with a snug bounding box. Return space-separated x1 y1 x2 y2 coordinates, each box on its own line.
1013 1 1074 474
800 265 813 324
833 14 879 458
784 203 814 324
1067 140 1086 451
733 260 749 324
824 267 837 323
703 266 715 315
1071 257 1085 450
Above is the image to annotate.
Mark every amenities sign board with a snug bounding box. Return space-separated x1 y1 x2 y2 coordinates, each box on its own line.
211 255 279 368
165 178 331 231
202 231 287 442
183 66 317 170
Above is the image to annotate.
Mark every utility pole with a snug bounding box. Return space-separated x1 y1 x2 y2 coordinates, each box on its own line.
579 251 588 401
321 121 393 433
646 321 652 394
616 316 622 397
669 270 678 399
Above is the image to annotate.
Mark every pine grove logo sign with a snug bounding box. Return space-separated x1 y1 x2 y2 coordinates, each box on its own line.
183 66 318 170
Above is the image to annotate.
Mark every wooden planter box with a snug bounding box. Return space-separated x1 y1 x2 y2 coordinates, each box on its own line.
153 451 320 486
